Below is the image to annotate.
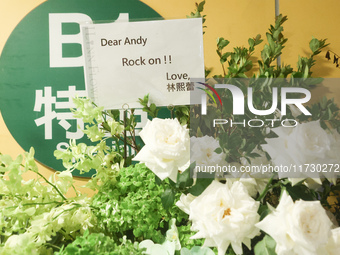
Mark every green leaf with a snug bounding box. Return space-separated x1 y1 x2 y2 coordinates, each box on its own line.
197 1 205 12
177 167 194 190
188 178 213 196
258 204 271 221
150 103 157 113
229 133 242 148
161 187 176 210
196 127 203 137
144 94 149 103
217 37 230 50
254 235 277 255
309 37 320 54
214 147 222 154
303 65 309 78
284 183 316 201
248 38 255 48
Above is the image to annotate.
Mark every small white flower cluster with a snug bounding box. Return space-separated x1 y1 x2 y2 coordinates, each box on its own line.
2 197 95 254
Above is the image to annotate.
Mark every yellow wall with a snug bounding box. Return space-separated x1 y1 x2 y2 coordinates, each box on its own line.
1 0 340 196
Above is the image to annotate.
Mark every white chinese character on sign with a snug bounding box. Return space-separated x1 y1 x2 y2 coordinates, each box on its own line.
34 86 86 140
56 86 87 139
34 87 56 139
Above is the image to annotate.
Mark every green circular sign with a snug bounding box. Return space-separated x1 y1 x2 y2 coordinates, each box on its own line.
0 0 161 176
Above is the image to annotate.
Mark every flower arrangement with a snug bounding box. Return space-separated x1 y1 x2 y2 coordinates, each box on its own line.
1 1 340 255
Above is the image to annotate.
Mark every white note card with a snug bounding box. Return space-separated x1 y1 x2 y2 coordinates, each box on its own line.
82 18 205 109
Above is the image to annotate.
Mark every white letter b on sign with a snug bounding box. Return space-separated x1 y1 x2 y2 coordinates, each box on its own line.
49 13 92 68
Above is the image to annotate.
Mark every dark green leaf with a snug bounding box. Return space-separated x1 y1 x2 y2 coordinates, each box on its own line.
214 147 222 154
258 204 271 221
177 167 194 190
161 188 176 210
197 1 205 12
188 178 213 196
284 183 316 201
217 37 230 51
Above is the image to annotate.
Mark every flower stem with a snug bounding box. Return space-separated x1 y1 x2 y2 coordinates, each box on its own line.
6 201 63 209
20 163 68 201
256 174 276 201
34 170 68 201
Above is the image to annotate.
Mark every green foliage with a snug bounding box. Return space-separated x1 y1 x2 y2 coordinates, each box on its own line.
138 94 159 118
74 95 140 158
216 34 262 77
283 182 318 201
187 178 214 196
55 96 147 188
297 96 340 132
55 230 145 255
191 12 336 168
260 15 288 70
161 168 194 210
177 225 205 251
214 14 327 80
91 164 188 243
296 38 328 77
139 94 191 127
175 105 191 126
187 1 206 32
54 139 122 189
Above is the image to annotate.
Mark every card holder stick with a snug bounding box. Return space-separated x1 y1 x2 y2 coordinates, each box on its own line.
167 104 174 118
122 103 130 166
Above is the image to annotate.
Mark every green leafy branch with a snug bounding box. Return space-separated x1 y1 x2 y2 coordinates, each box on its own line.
297 96 340 132
187 1 207 33
138 94 159 118
216 34 263 77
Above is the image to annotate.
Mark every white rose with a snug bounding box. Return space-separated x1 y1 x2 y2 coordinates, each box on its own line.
227 162 268 198
186 180 260 255
237 178 268 198
134 118 189 182
235 148 271 197
325 130 340 183
325 227 340 255
190 136 225 167
256 191 333 255
263 121 338 180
